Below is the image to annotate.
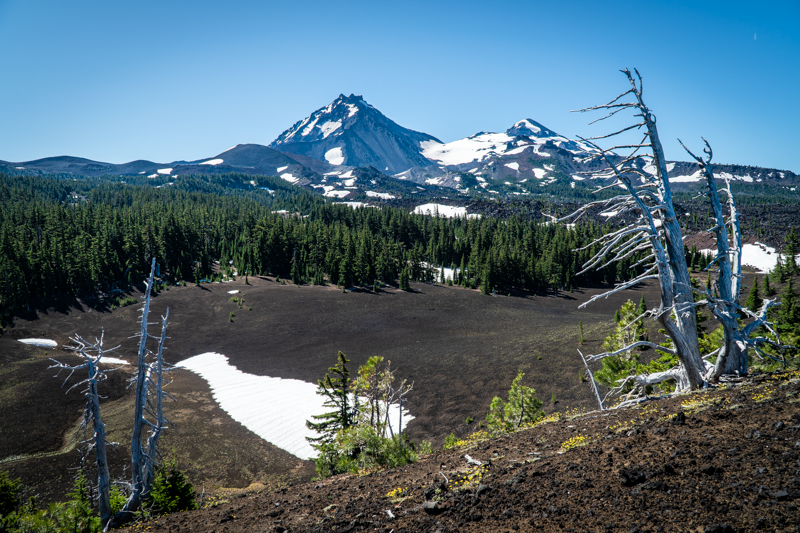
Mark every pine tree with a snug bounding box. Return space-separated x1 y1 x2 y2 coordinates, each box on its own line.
306 352 356 446
744 277 763 312
785 227 799 277
764 273 775 296
485 371 543 433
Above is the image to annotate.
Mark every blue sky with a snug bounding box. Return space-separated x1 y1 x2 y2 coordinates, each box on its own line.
1 0 798 172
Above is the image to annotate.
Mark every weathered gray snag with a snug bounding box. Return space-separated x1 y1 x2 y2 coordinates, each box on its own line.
117 258 175 525
50 330 123 527
563 68 705 394
678 139 791 380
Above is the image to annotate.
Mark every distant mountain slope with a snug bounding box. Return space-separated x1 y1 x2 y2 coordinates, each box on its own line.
269 94 441 174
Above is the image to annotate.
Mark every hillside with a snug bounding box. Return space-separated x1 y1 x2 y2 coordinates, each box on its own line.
115 369 800 533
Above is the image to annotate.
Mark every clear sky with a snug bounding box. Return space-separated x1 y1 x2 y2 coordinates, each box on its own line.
1 0 798 172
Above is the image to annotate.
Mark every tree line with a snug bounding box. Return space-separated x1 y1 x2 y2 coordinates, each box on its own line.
0 173 660 317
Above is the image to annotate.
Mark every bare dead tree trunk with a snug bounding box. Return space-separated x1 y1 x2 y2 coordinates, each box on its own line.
143 308 170 492
122 258 156 518
563 68 705 393
50 330 124 527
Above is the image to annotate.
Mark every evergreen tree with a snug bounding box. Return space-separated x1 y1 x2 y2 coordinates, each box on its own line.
306 351 356 446
744 277 763 312
485 371 543 433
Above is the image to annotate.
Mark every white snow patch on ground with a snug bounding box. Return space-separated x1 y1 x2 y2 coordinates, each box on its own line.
342 178 356 187
280 173 299 184
339 170 354 178
667 162 676 172
200 159 223 166
412 203 480 219
698 242 797 274
339 201 368 209
325 147 344 165
324 190 350 198
157 168 173 175
227 290 239 294
346 104 358 117
147 174 158 178
277 165 289 172
18 339 57 348
179 352 413 460
421 133 513 166
533 168 547 180
505 162 520 171
366 191 396 199
101 357 129 365
670 170 703 183
319 120 342 138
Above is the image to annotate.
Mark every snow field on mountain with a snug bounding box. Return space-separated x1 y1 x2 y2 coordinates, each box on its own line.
505 162 519 171
277 165 289 172
157 168 172 175
366 191 396 199
319 121 342 138
325 147 344 165
179 352 413 460
412 203 479 219
421 133 513 166
280 173 299 184
18 339 57 347
200 159 223 166
324 190 350 198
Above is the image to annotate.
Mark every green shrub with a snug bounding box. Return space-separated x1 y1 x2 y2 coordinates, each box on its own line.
313 426 419 479
0 470 21 517
147 461 197 515
486 371 543 434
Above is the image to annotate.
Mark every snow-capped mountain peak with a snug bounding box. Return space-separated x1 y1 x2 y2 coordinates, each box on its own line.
506 119 558 138
270 94 441 174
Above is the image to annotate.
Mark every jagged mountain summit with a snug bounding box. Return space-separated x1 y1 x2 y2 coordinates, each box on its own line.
269 94 441 174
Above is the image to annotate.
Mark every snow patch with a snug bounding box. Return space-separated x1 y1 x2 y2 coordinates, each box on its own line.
366 191 396 200
324 190 351 198
277 165 289 172
319 120 342 138
157 168 173 175
179 352 413 460
412 203 479 219
421 132 514 166
280 173 299 184
325 147 345 165
101 357 129 365
227 290 239 294
200 159 223 166
18 338 57 348
504 162 519 171
533 168 547 180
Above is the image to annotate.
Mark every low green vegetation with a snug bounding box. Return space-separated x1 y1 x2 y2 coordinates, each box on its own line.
485 371 544 434
0 465 195 533
306 352 428 479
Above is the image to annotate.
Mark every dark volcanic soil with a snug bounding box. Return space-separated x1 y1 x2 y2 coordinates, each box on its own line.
119 371 800 533
2 276 670 503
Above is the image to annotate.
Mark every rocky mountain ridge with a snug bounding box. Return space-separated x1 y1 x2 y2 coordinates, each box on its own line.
2 97 798 202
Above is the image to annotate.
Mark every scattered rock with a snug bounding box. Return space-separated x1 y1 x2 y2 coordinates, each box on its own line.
475 484 489 497
770 489 789 501
423 501 442 515
704 524 734 533
619 469 647 487
774 420 785 431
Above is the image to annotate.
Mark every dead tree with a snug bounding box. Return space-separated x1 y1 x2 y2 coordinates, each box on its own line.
564 69 791 403
680 139 787 380
49 330 124 527
562 68 706 397
117 258 175 524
